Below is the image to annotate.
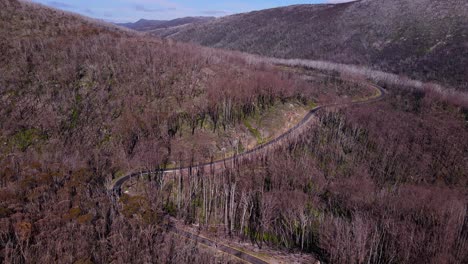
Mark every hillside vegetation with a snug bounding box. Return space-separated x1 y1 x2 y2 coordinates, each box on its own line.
1 0 467 263
0 0 322 173
151 0 468 91
0 0 321 262
126 67 468 264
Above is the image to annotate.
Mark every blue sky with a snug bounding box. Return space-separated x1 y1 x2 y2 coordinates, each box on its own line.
31 0 353 23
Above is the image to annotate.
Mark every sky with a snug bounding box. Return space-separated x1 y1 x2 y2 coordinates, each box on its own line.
30 0 354 23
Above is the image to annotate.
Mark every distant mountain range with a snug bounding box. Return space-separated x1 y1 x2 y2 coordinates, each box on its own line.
128 0 468 91
117 17 215 31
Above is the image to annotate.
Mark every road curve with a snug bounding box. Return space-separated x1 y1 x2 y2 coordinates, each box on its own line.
112 77 386 194
171 227 269 264
111 75 386 264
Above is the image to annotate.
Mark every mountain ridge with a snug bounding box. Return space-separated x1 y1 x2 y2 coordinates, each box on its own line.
146 0 468 91
117 16 215 31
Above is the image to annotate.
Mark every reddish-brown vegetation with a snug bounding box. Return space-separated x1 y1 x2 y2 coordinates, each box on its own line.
138 78 468 264
0 0 319 172
150 0 468 91
1 1 467 263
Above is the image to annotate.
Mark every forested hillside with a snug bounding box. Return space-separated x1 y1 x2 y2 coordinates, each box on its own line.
0 0 319 173
151 0 468 91
0 0 314 262
125 67 468 263
1 0 467 263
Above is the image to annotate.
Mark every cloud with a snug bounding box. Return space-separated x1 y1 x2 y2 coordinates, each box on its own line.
47 1 73 9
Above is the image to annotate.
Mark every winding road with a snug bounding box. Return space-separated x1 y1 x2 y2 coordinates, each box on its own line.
170 227 270 264
111 74 386 264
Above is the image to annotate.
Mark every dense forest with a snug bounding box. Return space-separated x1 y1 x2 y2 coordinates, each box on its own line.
0 0 310 262
125 72 468 263
0 0 322 172
1 0 467 263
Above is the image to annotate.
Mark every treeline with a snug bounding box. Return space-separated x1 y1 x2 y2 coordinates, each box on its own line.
152 81 468 263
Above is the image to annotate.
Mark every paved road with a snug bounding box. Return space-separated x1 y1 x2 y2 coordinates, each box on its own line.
112 77 386 194
171 227 269 264
111 75 386 264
